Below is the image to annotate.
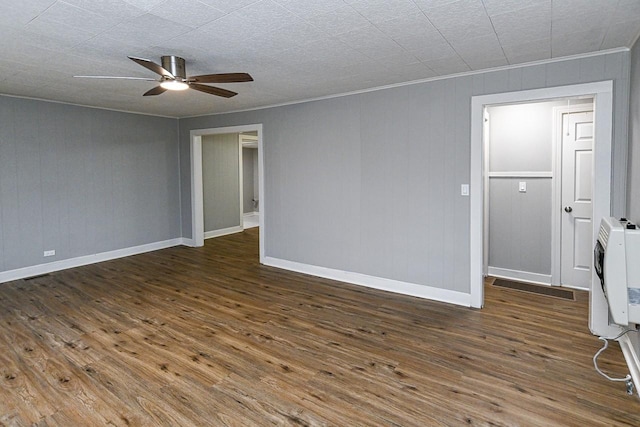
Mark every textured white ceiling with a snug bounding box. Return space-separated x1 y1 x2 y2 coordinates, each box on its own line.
1 0 639 117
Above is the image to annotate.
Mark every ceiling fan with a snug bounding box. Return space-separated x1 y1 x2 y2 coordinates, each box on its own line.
75 55 253 98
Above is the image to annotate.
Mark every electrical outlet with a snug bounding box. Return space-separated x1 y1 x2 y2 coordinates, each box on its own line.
44 250 55 257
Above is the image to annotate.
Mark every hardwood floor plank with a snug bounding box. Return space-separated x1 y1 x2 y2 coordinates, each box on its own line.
0 228 638 425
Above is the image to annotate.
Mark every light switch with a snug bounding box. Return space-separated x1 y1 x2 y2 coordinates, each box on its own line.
461 184 469 196
519 182 527 193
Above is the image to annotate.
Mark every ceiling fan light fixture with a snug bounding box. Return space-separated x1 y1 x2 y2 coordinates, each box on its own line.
76 55 251 98
160 80 189 91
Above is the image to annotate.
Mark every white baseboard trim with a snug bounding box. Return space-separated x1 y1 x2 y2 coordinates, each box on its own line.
488 267 551 285
264 257 471 307
204 226 243 239
560 283 590 291
618 334 640 399
0 238 186 284
180 237 196 247
242 212 260 229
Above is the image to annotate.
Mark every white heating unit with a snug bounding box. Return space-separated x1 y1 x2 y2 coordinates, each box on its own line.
595 217 640 326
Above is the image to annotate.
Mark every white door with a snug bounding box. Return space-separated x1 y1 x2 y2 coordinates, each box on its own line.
560 110 594 289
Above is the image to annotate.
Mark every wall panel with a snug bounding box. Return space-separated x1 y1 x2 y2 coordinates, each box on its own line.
0 96 180 273
178 51 631 297
202 133 241 232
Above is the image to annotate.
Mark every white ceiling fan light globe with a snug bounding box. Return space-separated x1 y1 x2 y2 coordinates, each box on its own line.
160 80 189 91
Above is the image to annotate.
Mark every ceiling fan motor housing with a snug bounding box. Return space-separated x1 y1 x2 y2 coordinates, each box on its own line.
161 56 186 80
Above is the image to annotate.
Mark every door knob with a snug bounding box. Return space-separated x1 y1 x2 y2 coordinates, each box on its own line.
564 206 573 213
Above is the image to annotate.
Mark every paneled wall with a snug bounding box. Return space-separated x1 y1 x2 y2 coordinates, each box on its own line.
242 147 258 214
0 96 180 274
489 178 553 275
202 133 241 232
179 51 631 296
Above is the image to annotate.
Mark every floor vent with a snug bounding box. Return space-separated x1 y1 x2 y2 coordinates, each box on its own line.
492 278 575 300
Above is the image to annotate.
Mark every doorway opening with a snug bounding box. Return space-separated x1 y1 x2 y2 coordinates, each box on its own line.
241 133 259 229
483 98 594 291
190 124 264 264
470 81 615 337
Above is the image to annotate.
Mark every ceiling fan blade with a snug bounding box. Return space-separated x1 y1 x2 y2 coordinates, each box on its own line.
188 73 253 84
143 86 168 96
128 56 174 78
74 75 158 81
188 83 237 98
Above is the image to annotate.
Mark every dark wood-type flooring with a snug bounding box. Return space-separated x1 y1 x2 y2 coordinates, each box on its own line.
0 228 638 426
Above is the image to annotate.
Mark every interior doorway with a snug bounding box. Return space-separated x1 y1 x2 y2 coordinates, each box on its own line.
483 98 594 290
190 124 264 264
469 81 614 339
201 132 244 239
240 133 259 229
200 132 261 238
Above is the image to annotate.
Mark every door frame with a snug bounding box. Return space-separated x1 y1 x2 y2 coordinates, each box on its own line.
482 109 490 277
470 81 614 335
552 104 594 288
190 124 264 263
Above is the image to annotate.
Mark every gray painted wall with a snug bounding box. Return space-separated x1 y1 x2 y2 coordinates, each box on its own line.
0 95 180 273
488 178 552 274
488 102 558 172
179 52 631 295
202 133 240 232
242 147 257 213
